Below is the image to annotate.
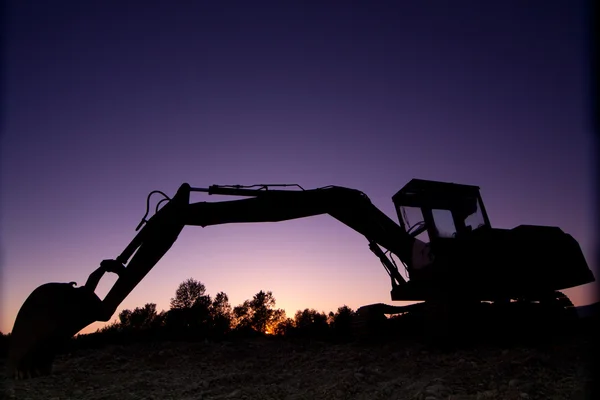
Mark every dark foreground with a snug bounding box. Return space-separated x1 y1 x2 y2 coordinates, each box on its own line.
1 328 596 400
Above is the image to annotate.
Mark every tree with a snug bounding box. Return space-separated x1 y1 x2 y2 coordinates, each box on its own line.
273 318 295 336
327 311 335 325
250 290 276 333
118 303 162 330
233 300 253 330
191 294 213 326
170 278 207 309
164 278 215 339
268 308 287 334
232 290 285 334
294 308 329 337
211 292 233 334
165 294 212 333
212 292 232 316
329 305 356 337
294 308 328 328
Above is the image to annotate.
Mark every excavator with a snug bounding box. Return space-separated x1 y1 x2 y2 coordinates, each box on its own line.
7 179 595 379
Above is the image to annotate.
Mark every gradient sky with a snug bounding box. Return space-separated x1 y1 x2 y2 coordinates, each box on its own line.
1 0 597 334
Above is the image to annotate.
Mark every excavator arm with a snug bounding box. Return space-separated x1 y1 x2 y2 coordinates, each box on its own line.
104 183 432 320
8 182 433 378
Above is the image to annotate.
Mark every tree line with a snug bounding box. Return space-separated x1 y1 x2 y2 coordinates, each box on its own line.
67 278 358 350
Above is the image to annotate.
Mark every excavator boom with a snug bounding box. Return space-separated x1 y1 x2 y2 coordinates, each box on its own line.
105 183 428 319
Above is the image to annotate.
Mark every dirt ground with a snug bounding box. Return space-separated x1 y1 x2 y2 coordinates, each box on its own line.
1 331 596 400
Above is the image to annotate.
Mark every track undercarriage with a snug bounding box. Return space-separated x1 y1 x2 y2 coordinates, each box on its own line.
353 291 579 344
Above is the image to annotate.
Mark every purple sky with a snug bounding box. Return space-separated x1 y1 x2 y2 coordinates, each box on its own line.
1 1 597 334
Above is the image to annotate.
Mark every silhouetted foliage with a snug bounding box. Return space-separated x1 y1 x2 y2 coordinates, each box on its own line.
100 321 123 335
269 308 287 334
162 278 217 340
293 308 329 338
163 295 212 340
233 290 286 334
53 276 373 351
210 291 233 335
192 294 213 325
118 303 164 331
329 305 356 338
163 308 190 332
273 318 295 336
170 278 207 309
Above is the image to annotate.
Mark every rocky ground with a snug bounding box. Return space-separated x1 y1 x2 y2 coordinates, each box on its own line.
2 327 597 400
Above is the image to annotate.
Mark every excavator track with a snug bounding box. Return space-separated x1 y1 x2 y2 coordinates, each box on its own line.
351 302 428 340
351 291 578 345
470 291 579 343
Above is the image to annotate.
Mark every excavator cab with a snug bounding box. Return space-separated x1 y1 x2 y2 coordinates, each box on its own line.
392 179 491 243
391 178 594 302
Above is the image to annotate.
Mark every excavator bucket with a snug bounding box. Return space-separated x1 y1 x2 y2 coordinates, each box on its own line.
7 282 102 379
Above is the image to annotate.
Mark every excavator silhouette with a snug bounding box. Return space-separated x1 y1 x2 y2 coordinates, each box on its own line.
7 179 595 378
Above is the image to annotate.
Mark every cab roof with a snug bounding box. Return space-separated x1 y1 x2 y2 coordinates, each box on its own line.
392 178 481 208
